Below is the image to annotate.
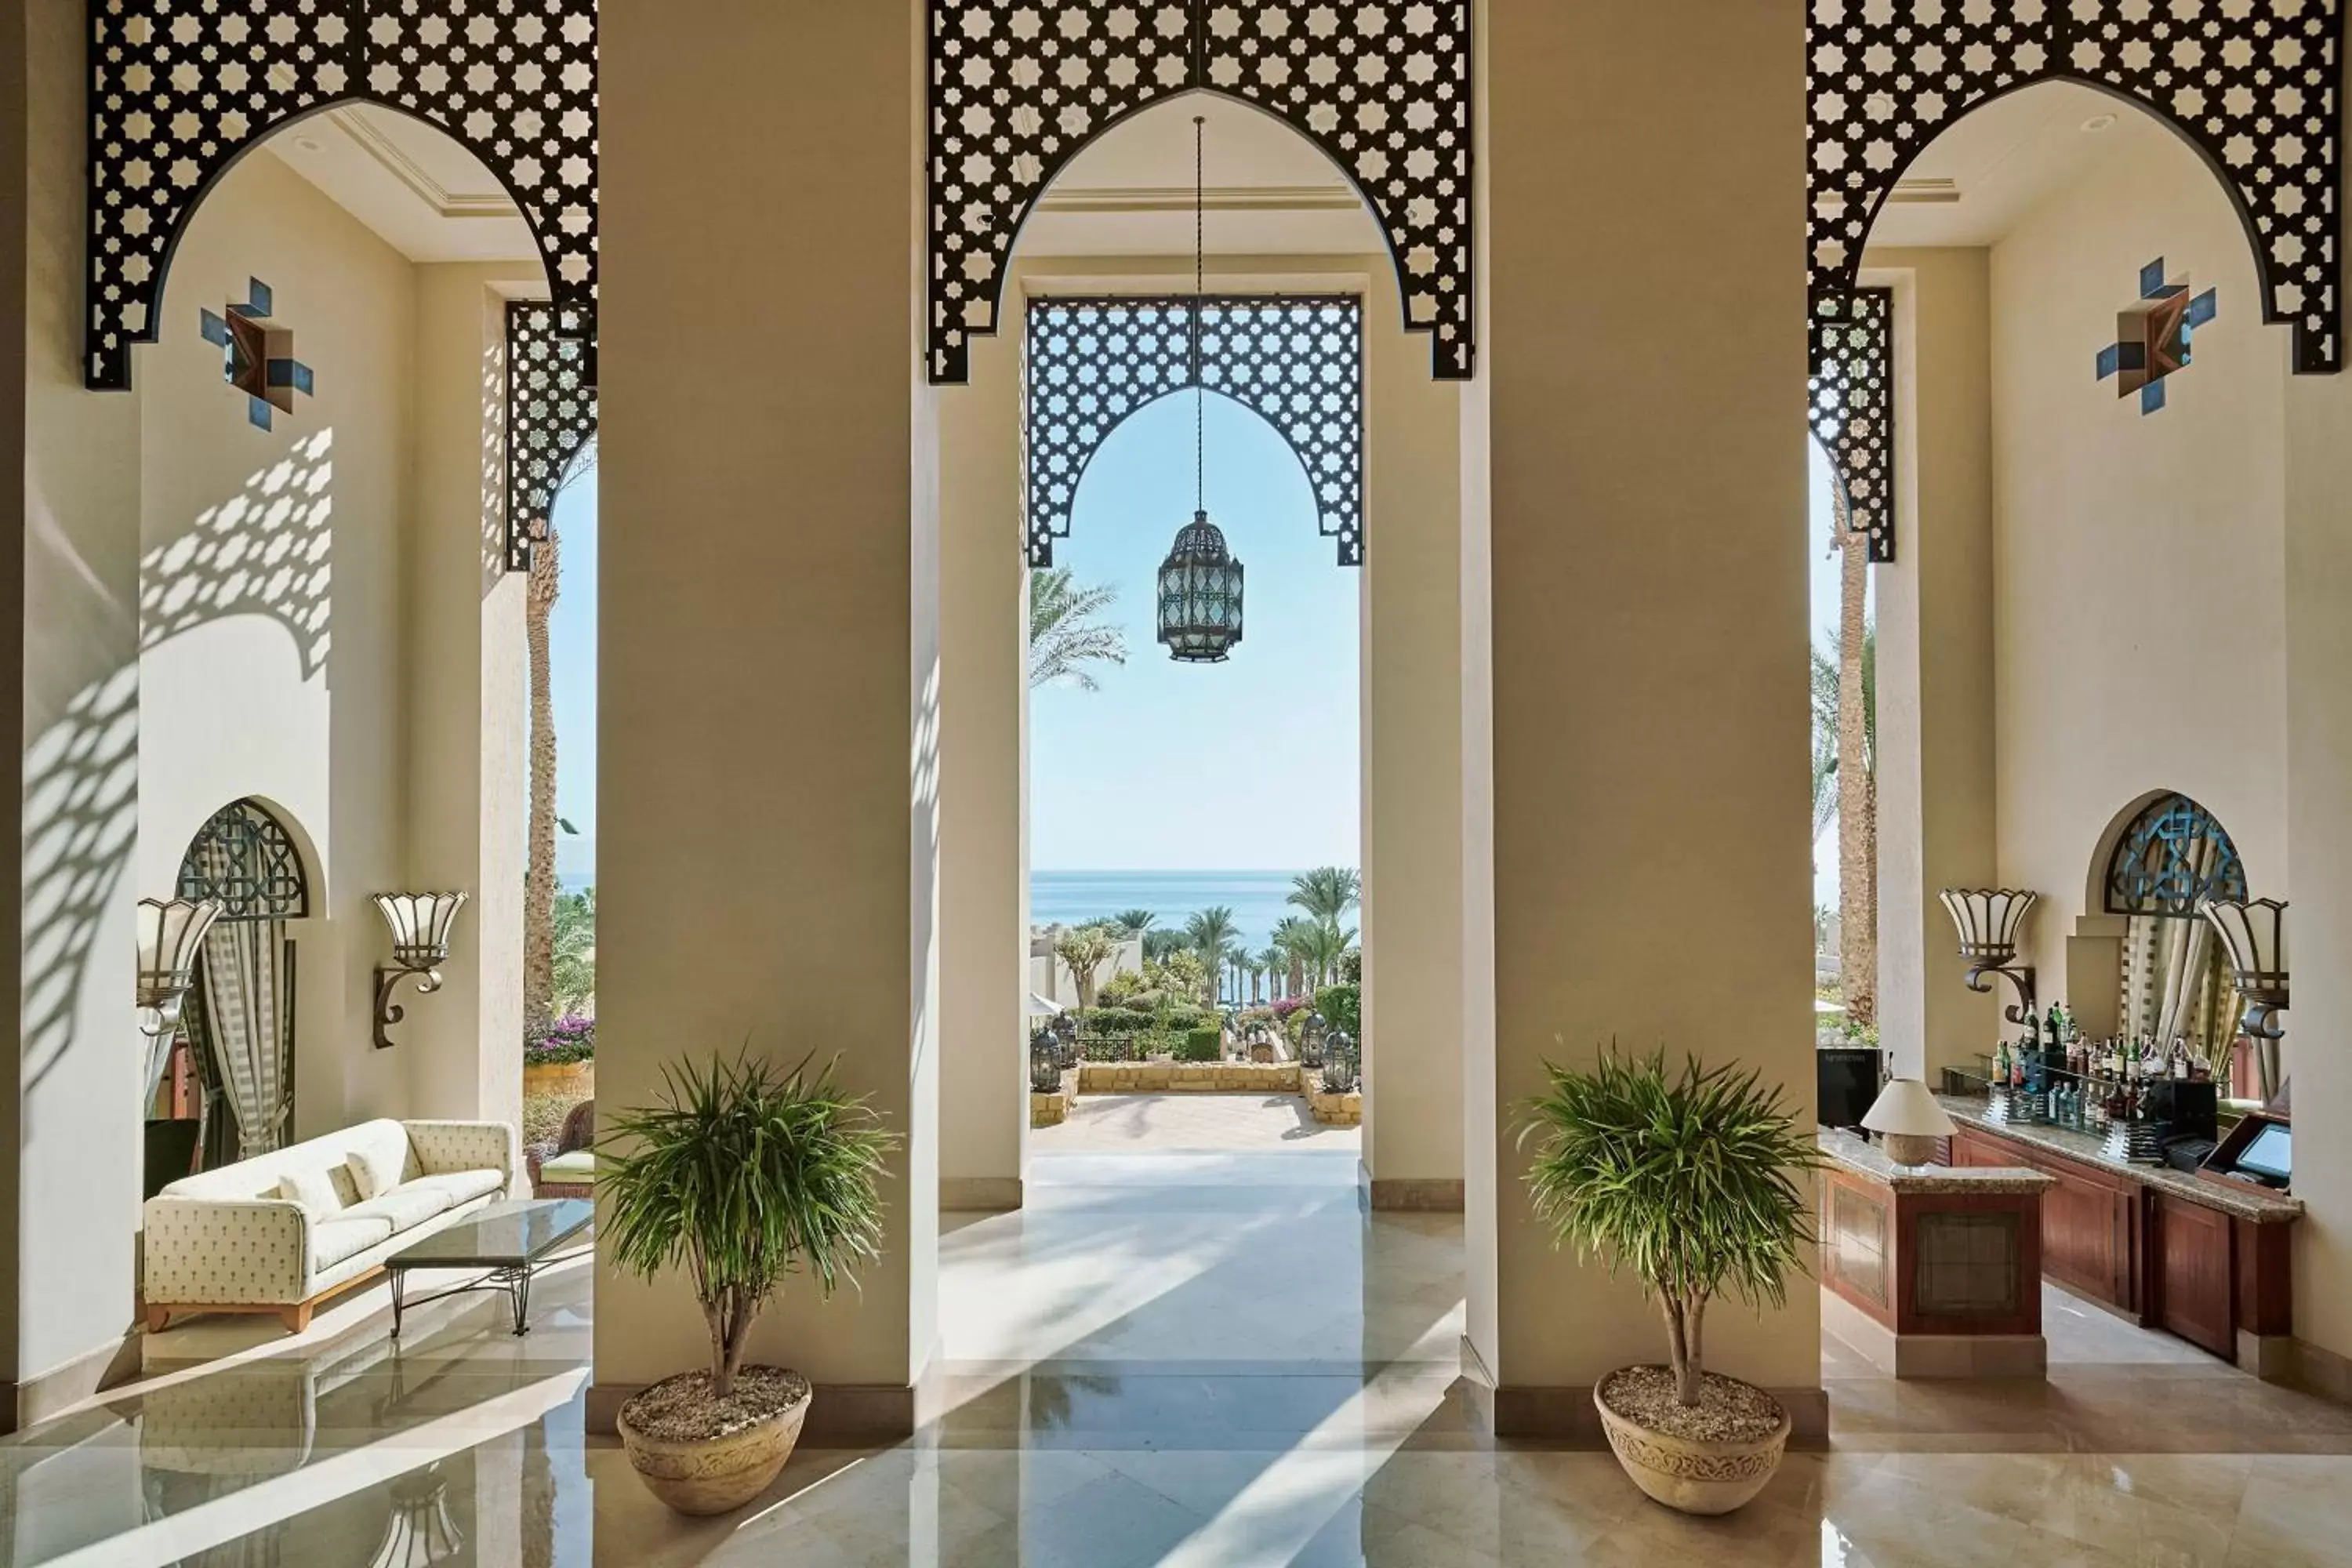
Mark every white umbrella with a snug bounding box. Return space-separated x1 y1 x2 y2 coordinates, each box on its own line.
1027 993 1065 1018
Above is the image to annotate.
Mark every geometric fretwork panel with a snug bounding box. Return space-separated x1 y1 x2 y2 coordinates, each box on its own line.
505 300 598 572
930 0 1472 385
87 0 598 391
1807 0 2343 375
2105 792 2247 918
1809 286 1896 563
178 798 310 922
1025 295 1363 568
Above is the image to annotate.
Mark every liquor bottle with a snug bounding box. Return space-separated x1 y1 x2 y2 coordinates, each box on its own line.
2171 1037 2189 1080
1993 1039 2009 1090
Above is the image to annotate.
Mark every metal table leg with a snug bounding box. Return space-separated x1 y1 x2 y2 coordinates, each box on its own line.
391 1268 407 1339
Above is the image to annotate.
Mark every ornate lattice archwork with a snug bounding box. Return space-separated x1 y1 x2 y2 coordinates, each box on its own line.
929 0 1472 386
86 0 598 392
1809 287 1896 563
1808 0 2344 376
178 799 310 922
505 300 597 572
2105 793 2246 917
1026 294 1363 568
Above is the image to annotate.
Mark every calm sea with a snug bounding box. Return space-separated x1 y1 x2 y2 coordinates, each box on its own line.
1030 869 1312 950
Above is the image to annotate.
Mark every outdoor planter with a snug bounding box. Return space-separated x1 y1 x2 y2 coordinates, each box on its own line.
1031 1088 1069 1127
1592 1367 1790 1515
1308 1090 1361 1126
523 1059 594 1103
619 1368 812 1515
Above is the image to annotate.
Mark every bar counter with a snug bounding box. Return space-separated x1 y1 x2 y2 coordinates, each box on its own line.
1933 1093 2301 1372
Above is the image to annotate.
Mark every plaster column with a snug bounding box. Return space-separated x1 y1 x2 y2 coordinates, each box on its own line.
2283 347 2352 1398
1361 263 1465 1211
405 266 535 1139
938 310 1029 1214
593 0 940 1436
1464 0 1820 1436
2 0 148 1428
1863 252 1998 1082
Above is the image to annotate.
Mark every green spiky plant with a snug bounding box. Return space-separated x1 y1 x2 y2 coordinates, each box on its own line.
1518 1048 1821 1407
599 1053 898 1401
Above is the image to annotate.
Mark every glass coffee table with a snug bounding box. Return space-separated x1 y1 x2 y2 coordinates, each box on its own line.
387 1198 593 1338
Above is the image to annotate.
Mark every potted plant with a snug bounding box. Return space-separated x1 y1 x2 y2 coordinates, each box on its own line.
599 1052 896 1515
1519 1047 1821 1515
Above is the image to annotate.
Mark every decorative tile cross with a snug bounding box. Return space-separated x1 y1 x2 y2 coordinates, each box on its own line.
2096 260 2218 416
199 279 314 431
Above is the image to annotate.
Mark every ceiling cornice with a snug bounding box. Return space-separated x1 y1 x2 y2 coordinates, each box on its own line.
328 107 521 219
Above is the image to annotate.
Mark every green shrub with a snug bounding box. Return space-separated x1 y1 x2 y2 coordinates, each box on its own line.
1178 1027 1221 1062
1314 984 1361 1037
1085 1007 1154 1036
1097 970 1151 1007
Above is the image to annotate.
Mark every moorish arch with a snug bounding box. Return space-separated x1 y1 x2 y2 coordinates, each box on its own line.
505 300 598 571
1808 0 2344 386
1025 292 1363 566
927 0 1472 386
85 0 598 393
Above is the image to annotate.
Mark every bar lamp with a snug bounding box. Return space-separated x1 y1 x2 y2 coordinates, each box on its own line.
1862 1078 1957 1167
2198 897 2287 1041
372 891 467 1051
136 896 225 1036
1938 887 2039 1027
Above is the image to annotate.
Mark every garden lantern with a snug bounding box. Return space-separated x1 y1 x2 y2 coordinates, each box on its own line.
1301 1011 1327 1068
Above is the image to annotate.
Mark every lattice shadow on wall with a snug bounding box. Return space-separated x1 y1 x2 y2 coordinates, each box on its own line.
1025 294 1363 568
929 0 1471 386
86 0 597 391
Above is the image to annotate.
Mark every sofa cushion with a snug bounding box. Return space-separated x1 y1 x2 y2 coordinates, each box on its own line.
408 1169 506 1208
277 1167 343 1216
159 1119 414 1205
343 1181 455 1235
347 1142 405 1202
309 1215 394 1272
539 1149 596 1185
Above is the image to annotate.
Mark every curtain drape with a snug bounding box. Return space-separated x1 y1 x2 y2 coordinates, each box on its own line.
195 920 292 1160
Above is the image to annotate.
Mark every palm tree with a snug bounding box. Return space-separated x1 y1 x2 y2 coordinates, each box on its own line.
1256 945 1287 1001
550 885 597 1017
1053 925 1116 1020
1183 906 1242 1007
1287 866 1361 927
1142 927 1188 964
1029 568 1127 691
523 528 561 1031
1112 908 1159 939
1296 920 1355 991
1272 916 1318 996
1825 476 1879 1026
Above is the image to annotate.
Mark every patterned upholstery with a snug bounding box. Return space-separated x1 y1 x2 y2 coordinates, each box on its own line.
143 1120 515 1308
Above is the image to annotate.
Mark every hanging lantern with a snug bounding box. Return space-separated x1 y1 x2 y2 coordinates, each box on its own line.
1156 511 1245 662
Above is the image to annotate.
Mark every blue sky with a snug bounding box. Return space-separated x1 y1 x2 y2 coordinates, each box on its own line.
548 426 1852 893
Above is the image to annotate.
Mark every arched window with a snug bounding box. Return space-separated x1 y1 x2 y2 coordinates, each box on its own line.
2103 793 2245 918
177 800 310 922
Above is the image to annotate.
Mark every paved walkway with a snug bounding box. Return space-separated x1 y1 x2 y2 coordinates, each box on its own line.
1032 1090 1361 1154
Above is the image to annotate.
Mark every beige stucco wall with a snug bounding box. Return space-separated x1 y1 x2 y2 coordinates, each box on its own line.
1985 119 2288 1012
138 148 418 1134
594 0 940 1410
1864 249 1998 1080
1468 0 1818 1408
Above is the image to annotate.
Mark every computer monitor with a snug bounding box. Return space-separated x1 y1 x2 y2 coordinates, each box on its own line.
2236 1123 2292 1184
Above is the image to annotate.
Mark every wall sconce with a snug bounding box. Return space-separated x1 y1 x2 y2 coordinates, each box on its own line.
2199 897 2287 1041
1938 887 2040 1030
372 892 467 1051
136 897 224 1036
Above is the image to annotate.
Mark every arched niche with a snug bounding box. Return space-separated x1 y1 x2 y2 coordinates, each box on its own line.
927 1 1472 386
1808 0 2344 381
86 0 598 392
1025 292 1363 566
2067 789 2249 1051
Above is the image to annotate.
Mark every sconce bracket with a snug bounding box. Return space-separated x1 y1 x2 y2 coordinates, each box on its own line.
374 965 444 1051
1962 962 2038 1033
2240 993 2288 1042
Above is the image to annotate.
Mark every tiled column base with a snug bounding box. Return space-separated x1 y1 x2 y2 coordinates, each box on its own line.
1821 1287 2046 1379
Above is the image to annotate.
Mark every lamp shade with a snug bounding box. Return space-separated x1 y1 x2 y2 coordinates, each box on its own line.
2199 898 2287 991
1938 887 2037 962
372 891 467 968
1862 1077 1956 1166
135 897 224 1007
1156 512 1244 663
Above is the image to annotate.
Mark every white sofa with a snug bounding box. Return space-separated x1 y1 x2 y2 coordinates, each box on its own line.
142 1119 517 1333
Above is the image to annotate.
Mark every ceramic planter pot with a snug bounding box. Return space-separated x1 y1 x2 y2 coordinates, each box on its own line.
618 1371 811 1515
1593 1373 1789 1516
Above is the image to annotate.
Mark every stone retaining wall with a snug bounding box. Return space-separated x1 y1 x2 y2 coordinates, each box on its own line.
1077 1062 1302 1094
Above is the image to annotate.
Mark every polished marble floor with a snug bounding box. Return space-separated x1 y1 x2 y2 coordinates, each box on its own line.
13 1137 2352 1566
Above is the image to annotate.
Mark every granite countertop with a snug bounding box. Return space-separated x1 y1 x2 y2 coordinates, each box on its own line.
1935 1094 2306 1224
1817 1127 2052 1193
